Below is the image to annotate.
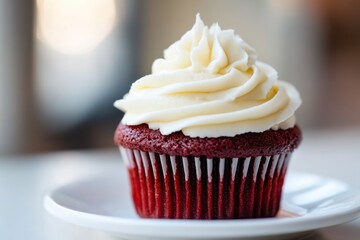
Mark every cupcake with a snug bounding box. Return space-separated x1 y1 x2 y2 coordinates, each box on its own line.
114 14 302 219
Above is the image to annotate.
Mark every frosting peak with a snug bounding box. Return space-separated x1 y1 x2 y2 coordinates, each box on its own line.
114 14 301 138
152 14 256 75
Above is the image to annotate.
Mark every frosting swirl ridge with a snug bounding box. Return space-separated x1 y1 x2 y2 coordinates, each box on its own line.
114 14 301 137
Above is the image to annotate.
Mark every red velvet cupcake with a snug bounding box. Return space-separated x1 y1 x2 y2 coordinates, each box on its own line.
115 123 301 219
113 14 302 219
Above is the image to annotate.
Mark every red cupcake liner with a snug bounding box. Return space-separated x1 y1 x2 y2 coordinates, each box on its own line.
120 147 291 219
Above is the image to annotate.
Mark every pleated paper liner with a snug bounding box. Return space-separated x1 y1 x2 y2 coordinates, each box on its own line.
120 147 291 219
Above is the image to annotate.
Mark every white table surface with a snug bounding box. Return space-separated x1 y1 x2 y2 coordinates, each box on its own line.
1 128 360 240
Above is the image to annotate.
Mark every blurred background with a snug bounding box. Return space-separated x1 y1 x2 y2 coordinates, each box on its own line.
0 0 359 156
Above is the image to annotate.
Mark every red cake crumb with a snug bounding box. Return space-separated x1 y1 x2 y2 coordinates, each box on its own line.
114 123 301 158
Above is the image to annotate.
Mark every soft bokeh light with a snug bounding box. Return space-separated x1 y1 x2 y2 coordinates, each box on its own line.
36 0 116 55
34 0 131 136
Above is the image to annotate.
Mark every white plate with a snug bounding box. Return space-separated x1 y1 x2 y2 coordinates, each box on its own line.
44 168 360 240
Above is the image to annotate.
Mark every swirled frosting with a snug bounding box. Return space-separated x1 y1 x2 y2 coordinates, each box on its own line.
114 14 301 138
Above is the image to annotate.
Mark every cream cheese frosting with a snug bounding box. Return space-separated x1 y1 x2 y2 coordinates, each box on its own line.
114 14 301 138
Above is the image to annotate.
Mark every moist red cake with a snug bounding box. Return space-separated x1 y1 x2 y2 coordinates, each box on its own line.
115 123 302 219
115 123 301 158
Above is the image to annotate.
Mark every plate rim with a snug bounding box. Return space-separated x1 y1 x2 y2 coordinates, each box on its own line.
44 172 360 238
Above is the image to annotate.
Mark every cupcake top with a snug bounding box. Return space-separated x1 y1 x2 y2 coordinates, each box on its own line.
114 14 301 138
